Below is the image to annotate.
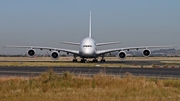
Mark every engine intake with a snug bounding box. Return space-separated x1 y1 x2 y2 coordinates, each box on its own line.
142 49 151 57
51 51 60 60
118 51 126 60
27 49 36 58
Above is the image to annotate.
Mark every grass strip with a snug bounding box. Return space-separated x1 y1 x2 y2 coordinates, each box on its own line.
0 69 180 101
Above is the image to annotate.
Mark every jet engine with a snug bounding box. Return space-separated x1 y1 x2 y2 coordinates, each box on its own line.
27 49 36 58
142 49 151 57
51 51 60 60
118 51 126 60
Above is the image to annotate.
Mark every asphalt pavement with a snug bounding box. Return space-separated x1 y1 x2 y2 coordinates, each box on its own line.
0 66 179 78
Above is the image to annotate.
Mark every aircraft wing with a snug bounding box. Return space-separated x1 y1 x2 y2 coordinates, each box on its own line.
60 41 80 45
3 45 79 55
96 41 121 46
96 45 176 56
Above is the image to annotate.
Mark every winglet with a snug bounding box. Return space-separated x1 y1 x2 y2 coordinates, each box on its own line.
89 11 91 38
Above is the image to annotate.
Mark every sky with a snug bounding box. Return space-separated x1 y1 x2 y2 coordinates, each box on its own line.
0 0 180 55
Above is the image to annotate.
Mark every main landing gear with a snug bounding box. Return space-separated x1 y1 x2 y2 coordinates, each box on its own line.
100 55 105 62
72 58 86 63
101 59 105 62
81 58 86 63
73 56 106 63
93 58 98 62
72 59 77 62
72 55 77 62
92 57 105 63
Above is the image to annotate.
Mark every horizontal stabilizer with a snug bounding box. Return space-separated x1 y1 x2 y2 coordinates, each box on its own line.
60 41 80 45
96 41 121 46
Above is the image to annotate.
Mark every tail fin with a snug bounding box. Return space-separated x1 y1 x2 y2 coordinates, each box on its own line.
89 11 91 38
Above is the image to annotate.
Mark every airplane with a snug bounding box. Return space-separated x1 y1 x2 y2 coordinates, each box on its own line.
3 11 176 63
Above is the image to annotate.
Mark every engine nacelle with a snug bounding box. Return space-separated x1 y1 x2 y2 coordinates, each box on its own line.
118 51 126 60
51 51 60 60
27 49 36 58
142 49 151 57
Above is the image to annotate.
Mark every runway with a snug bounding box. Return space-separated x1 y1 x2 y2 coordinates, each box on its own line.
0 60 163 66
0 66 180 78
97 60 162 65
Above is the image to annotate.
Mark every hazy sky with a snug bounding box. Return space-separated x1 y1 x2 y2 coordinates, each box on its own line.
0 0 180 55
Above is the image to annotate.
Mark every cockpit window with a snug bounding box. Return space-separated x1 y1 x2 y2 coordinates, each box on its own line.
83 45 92 47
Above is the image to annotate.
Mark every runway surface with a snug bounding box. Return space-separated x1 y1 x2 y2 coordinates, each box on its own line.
0 60 162 65
97 60 162 65
0 66 180 78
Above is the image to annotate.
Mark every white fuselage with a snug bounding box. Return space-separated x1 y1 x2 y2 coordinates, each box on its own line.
79 37 97 58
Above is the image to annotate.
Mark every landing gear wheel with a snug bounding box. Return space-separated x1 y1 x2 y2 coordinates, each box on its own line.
101 59 105 62
73 55 78 62
93 59 98 62
101 55 105 63
73 59 77 62
81 59 86 63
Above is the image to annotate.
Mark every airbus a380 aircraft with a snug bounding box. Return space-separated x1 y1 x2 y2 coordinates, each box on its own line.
4 11 176 62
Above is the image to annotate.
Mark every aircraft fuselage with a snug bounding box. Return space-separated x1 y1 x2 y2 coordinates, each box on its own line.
79 37 97 58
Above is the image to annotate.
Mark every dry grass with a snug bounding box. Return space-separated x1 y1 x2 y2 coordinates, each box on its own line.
0 69 180 101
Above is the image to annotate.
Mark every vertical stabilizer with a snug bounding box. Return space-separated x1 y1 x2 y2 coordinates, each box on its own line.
89 11 91 38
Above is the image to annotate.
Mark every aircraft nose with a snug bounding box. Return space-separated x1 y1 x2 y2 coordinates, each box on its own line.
82 48 94 55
